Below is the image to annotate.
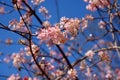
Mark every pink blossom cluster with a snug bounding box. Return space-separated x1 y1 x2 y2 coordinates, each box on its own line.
37 17 84 44
11 52 26 67
84 0 110 11
24 44 40 56
39 6 51 19
8 19 28 32
8 13 31 32
85 50 95 59
37 26 67 44
67 69 77 79
62 17 80 36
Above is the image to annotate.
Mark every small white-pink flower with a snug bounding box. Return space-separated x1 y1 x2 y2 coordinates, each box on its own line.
67 69 77 79
98 20 106 29
85 50 95 59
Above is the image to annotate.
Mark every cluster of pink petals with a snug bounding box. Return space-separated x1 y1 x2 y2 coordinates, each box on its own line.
84 0 110 11
8 12 31 32
67 69 77 79
64 18 80 36
85 50 95 59
81 18 88 31
60 17 80 36
37 17 83 44
11 52 26 67
39 6 51 19
9 19 28 32
37 26 67 44
24 44 40 56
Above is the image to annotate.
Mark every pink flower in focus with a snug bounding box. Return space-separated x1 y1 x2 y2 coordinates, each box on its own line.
37 27 67 44
85 0 110 11
64 18 80 36
39 6 48 14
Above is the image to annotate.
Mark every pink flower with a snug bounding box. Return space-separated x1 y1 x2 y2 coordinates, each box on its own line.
105 73 113 79
64 18 80 36
39 6 48 14
39 6 51 19
24 44 40 56
85 14 94 20
81 18 88 31
42 21 51 28
11 52 26 67
85 50 95 59
86 4 96 11
37 27 67 44
85 0 110 11
80 60 87 70
67 69 77 79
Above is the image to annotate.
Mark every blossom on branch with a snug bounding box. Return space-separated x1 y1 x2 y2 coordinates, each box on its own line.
85 0 110 11
37 26 67 44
